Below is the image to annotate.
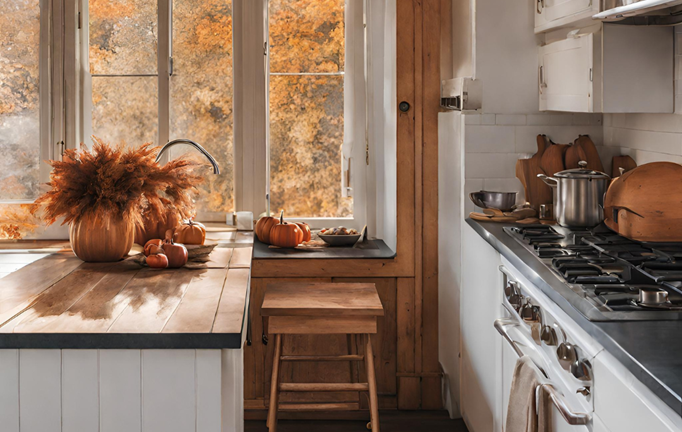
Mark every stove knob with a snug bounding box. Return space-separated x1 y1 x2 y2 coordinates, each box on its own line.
571 359 593 382
540 325 558 346
576 387 591 397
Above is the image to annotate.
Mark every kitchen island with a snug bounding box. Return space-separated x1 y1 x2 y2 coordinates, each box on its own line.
0 225 252 432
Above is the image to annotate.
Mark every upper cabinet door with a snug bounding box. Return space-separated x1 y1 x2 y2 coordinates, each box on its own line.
539 34 594 113
535 0 597 34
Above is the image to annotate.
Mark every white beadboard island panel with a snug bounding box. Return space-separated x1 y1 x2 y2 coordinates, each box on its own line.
62 350 100 432
142 350 197 432
0 350 19 432
0 348 243 432
19 349 62 432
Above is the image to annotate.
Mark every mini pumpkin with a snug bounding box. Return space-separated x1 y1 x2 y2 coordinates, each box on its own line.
174 219 206 245
147 253 169 269
269 210 302 248
255 214 279 244
144 239 164 256
294 222 311 243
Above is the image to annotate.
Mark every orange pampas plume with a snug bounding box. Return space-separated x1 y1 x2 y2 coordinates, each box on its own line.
33 137 205 227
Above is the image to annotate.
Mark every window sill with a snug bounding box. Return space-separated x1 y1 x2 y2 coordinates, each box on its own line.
252 237 395 260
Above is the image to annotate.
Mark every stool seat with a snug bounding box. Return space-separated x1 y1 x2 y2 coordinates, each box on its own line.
262 282 384 432
262 282 384 317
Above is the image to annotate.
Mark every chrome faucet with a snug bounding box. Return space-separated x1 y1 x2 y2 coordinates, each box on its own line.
155 139 220 174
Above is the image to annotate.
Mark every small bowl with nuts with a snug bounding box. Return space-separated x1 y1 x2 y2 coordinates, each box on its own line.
318 227 360 246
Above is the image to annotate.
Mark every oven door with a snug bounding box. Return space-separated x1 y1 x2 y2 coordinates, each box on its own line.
497 317 592 431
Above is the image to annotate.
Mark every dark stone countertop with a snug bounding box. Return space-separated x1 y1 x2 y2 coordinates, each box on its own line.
467 218 682 416
253 237 396 259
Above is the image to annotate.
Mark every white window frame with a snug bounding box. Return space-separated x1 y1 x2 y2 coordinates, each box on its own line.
69 0 370 230
260 0 368 230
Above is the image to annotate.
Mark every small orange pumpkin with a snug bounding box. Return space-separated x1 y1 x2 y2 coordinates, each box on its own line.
174 219 206 245
134 210 180 245
144 239 164 256
269 210 303 248
255 214 279 244
294 222 311 242
147 253 169 269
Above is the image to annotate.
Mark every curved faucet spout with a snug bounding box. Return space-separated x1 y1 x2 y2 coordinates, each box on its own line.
155 139 220 174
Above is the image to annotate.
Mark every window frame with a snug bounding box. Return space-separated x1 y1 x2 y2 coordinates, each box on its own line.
72 0 370 230
258 0 368 230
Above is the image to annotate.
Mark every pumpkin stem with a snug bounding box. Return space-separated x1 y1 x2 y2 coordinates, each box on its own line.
279 209 284 224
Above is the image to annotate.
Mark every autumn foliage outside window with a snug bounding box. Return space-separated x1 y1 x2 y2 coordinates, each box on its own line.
0 0 41 201
269 0 351 218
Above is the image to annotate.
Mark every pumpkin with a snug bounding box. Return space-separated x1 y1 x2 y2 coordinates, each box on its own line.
162 240 188 268
70 213 134 262
294 222 311 242
134 209 180 245
144 239 163 256
255 214 279 244
174 219 206 245
269 211 303 248
146 253 169 269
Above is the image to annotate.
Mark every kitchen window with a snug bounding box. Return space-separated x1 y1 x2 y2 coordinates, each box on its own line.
5 0 368 229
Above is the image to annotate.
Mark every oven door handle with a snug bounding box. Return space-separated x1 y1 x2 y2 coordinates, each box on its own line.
494 318 592 426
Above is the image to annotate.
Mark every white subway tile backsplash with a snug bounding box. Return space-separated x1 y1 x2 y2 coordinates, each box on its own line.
465 125 515 153
465 153 517 179
612 127 682 155
464 114 481 125
526 114 573 126
481 114 496 125
495 115 526 126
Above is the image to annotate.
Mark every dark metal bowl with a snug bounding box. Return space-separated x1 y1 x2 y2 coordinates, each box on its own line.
469 191 517 211
319 234 361 246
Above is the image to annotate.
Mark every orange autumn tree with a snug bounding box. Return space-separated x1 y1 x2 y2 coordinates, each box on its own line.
268 0 351 218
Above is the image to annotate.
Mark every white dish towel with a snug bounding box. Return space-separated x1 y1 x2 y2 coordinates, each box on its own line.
505 356 552 432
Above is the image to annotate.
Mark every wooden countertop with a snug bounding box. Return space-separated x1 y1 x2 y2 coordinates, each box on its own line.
0 225 253 349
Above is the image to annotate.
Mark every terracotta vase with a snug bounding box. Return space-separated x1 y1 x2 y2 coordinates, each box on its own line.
70 213 134 262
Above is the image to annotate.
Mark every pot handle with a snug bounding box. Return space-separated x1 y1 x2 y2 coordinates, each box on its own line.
537 174 558 187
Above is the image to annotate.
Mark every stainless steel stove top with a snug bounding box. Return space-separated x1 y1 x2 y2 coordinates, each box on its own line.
504 224 682 321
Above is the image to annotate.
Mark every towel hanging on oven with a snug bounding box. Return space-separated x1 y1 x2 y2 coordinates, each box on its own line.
506 356 552 432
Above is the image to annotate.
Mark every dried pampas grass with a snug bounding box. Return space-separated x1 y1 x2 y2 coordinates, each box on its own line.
34 137 205 227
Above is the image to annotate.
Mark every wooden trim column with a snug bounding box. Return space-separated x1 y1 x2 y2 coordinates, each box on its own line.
396 0 442 410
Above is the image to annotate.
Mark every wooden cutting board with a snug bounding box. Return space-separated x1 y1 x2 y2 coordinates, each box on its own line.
611 155 637 178
516 135 552 209
564 142 587 169
540 142 569 177
575 135 605 173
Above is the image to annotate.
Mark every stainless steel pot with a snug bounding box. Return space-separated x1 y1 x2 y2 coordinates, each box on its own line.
538 161 610 228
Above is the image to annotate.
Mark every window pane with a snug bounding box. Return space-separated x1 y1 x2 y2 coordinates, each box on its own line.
170 0 234 214
89 0 158 75
269 0 344 74
269 75 350 218
0 0 41 200
91 76 158 145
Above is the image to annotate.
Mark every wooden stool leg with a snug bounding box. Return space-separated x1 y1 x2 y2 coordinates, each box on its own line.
267 334 283 431
364 334 380 432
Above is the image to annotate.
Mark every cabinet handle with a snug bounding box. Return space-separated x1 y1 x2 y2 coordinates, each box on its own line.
537 0 544 14
539 65 546 93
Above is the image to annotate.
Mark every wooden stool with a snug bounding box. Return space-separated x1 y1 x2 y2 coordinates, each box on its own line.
262 282 384 431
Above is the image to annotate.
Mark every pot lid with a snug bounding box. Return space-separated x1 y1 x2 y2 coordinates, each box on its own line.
555 161 610 179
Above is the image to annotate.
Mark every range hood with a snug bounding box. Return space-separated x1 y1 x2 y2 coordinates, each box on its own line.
594 0 682 21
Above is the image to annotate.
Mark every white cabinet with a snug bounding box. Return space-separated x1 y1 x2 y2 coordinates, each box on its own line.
460 224 504 432
539 24 673 113
535 0 597 34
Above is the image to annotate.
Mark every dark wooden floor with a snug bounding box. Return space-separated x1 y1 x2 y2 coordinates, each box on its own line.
245 411 469 432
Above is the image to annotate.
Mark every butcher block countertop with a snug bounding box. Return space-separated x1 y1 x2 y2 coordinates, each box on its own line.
0 224 253 349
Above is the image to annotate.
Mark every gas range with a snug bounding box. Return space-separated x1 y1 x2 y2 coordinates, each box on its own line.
504 224 682 321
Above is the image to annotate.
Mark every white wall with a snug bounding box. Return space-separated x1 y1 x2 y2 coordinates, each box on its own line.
438 111 464 418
